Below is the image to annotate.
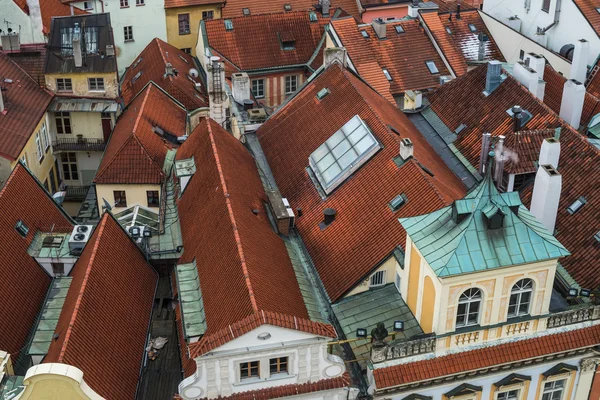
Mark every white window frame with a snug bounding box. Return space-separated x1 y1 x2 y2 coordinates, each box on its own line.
61 152 79 181
252 79 265 99
369 270 386 288
394 271 401 293
40 122 49 151
88 77 105 92
124 26 134 42
456 288 482 328
285 75 298 95
541 378 567 400
56 78 72 92
495 387 520 400
508 278 534 318
35 132 43 161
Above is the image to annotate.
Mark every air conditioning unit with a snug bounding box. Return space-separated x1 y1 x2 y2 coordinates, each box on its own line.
68 225 93 255
106 44 115 56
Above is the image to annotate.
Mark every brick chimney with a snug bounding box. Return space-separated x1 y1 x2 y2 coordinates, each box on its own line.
559 79 585 129
570 39 589 84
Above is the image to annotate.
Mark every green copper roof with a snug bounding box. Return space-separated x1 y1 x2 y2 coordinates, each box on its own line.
175 261 206 339
27 277 72 356
399 173 570 277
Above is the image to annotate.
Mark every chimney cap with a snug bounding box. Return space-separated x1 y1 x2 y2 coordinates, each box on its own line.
323 208 337 217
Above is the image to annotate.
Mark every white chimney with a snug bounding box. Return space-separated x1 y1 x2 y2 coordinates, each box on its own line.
559 79 585 129
0 88 5 113
400 138 414 160
494 135 505 185
232 72 250 103
324 47 347 68
530 164 562 233
408 0 420 17
524 53 545 80
372 19 387 40
570 39 589 84
506 15 521 31
513 61 545 100
207 56 227 126
538 137 560 169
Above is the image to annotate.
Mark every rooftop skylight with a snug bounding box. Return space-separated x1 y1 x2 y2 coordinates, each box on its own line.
446 27 452 34
361 30 370 38
425 60 439 74
309 11 318 22
132 57 142 69
316 88 330 100
224 19 234 30
395 25 405 34
284 4 292 11
389 194 407 212
383 68 393 81
15 220 29 238
567 196 586 214
309 115 380 194
131 70 143 84
242 8 250 16
468 23 478 33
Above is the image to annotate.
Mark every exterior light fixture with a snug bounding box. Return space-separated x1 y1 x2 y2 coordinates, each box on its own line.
356 328 367 338
393 321 404 332
568 288 579 297
580 289 591 297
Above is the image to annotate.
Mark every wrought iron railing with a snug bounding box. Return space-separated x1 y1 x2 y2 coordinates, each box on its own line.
52 137 105 152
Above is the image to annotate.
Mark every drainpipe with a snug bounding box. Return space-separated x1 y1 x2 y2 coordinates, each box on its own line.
537 0 561 34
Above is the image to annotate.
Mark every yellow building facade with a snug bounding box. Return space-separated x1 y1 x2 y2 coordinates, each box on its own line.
166 4 222 56
44 73 119 99
95 183 162 212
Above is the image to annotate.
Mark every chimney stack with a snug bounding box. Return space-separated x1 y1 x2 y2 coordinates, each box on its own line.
530 165 562 233
477 33 487 61
559 79 585 129
323 47 347 69
479 132 492 174
512 105 522 132
207 56 227 126
524 53 545 80
372 19 387 40
570 39 589 84
232 72 251 104
484 60 503 95
320 0 330 16
400 138 414 160
513 62 545 101
456 4 461 19
165 62 174 77
408 0 420 18
538 137 560 169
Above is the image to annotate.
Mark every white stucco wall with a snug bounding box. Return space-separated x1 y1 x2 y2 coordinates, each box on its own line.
482 0 599 65
0 0 45 46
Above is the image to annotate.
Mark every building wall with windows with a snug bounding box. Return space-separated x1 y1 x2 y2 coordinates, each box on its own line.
44 73 119 99
361 4 409 23
249 69 305 109
0 0 45 46
95 183 161 213
166 5 222 56
344 256 401 298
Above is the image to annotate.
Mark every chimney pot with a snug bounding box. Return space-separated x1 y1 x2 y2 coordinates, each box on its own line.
400 138 414 160
323 208 337 226
456 4 461 18
165 62 174 76
479 132 492 174
320 0 330 16
512 106 522 132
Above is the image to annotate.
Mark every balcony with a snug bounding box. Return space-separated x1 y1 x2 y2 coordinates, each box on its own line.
52 136 106 152
64 185 91 202
546 304 600 328
370 334 436 363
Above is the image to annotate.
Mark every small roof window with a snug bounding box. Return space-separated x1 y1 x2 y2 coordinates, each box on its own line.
382 68 392 81
395 25 405 34
567 196 587 214
309 11 318 22
309 115 380 194
425 60 439 74
132 57 143 69
284 4 292 11
389 194 407 211
224 19 234 30
15 220 29 238
131 71 143 83
445 27 452 34
361 30 370 38
316 88 330 100
242 8 250 16
468 23 478 33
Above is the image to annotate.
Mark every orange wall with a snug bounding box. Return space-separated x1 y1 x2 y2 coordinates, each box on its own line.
421 275 436 333
407 245 421 314
361 5 408 23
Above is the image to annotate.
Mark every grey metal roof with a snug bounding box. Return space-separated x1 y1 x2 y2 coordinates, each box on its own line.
49 97 119 113
174 261 206 339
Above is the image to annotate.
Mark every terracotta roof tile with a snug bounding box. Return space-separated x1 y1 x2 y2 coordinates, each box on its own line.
503 129 553 174
95 83 187 184
0 164 73 362
11 0 87 35
256 65 466 302
221 0 361 19
204 11 330 71
572 0 600 37
44 213 157 400
164 0 223 8
332 17 451 98
428 64 600 290
177 118 329 356
201 373 350 399
121 38 208 109
0 53 53 160
374 324 600 389
0 44 47 86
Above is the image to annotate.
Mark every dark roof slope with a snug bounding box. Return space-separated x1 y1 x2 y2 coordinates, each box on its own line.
427 64 600 289
0 164 73 362
1 44 48 86
221 0 360 19
44 213 157 400
95 84 187 184
204 11 330 71
121 38 208 109
256 64 466 302
0 53 53 160
11 0 87 35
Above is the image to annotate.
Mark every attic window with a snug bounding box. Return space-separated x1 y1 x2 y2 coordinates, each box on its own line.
132 57 143 69
279 32 296 50
15 220 29 237
309 115 380 194
316 88 329 100
361 30 370 38
425 60 439 74
395 25 405 34
309 11 318 22
468 23 478 33
388 193 407 211
284 4 292 11
445 27 452 34
224 19 234 30
567 196 586 214
594 231 600 242
382 68 393 81
242 8 250 16
131 70 143 83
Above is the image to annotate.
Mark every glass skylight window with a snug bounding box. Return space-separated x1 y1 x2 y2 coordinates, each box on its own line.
468 23 478 33
316 88 329 100
309 11 318 22
425 61 439 74
224 19 234 30
309 115 380 194
567 196 586 214
445 27 452 34
361 30 370 38
395 25 405 34
382 68 392 81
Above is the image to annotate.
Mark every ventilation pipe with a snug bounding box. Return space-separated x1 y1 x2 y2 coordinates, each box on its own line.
456 4 461 19
479 132 492 174
559 79 585 129
322 208 337 226
512 106 523 132
165 62 174 77
570 39 589 84
537 0 561 34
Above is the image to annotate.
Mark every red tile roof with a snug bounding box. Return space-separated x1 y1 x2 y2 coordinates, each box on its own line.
0 44 47 87
420 10 504 76
256 64 466 302
95 83 187 184
373 323 600 389
0 164 73 362
12 0 87 35
121 38 208 109
331 17 451 98
0 53 53 160
427 64 600 290
221 0 361 19
164 0 223 8
204 11 330 71
177 118 331 356
200 373 350 399
543 64 600 129
44 213 157 400
360 0 408 7
427 0 481 13
503 129 553 174
572 0 600 37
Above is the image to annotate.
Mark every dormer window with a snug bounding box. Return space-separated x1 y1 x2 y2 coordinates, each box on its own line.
279 32 296 50
309 115 380 194
456 288 481 328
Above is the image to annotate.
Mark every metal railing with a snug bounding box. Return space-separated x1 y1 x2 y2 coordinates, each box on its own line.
52 137 105 152
64 185 91 201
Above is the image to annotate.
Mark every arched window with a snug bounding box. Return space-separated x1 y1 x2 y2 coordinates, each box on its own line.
456 288 482 328
508 279 533 318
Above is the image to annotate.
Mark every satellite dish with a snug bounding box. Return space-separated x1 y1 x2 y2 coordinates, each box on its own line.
102 198 112 211
189 68 199 78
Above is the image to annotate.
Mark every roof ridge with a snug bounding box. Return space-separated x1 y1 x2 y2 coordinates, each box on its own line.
155 37 169 71
56 214 108 362
206 119 259 313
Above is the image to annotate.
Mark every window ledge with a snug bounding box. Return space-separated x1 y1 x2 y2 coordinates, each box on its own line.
234 374 296 387
124 39 135 43
266 373 295 382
